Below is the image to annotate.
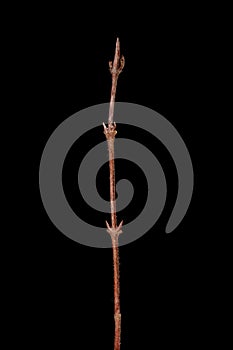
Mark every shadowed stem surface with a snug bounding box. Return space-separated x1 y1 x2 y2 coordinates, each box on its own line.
103 38 124 350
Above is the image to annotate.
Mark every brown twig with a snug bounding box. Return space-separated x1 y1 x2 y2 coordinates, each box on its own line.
103 37 125 350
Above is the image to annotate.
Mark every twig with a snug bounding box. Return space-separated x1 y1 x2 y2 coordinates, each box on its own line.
103 37 125 350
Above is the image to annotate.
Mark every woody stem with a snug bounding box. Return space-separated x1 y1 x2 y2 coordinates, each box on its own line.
103 37 125 350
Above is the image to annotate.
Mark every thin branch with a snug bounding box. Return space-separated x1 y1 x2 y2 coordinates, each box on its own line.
108 37 125 125
103 37 125 350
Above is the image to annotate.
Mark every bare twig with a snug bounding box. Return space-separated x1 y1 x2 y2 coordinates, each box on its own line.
103 37 125 350
108 38 125 125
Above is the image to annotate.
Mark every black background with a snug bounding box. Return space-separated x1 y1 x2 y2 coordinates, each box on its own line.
17 5 226 349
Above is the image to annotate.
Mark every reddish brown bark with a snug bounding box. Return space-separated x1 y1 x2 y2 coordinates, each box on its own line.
108 38 125 125
103 38 124 350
